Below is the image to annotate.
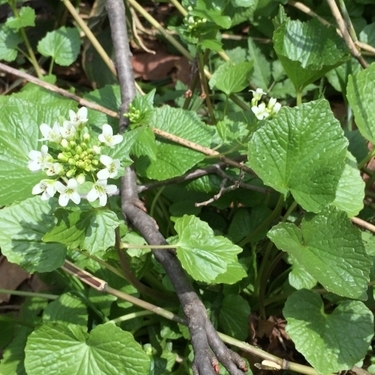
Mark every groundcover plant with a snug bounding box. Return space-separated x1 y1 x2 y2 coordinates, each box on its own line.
1 0 375 374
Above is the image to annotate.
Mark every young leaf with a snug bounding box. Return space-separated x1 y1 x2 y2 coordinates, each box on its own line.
24 323 150 375
174 215 243 283
37 27 81 66
43 208 120 254
347 62 375 144
268 207 371 299
6 6 35 30
135 106 214 180
273 17 350 91
284 290 374 375
0 197 66 273
43 293 87 326
247 38 271 90
0 25 22 61
331 151 364 217
218 294 250 340
209 61 254 95
247 99 348 213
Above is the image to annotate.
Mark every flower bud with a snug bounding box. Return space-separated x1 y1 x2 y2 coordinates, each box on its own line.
61 139 69 149
76 161 85 169
76 145 83 154
58 153 69 162
68 158 76 166
66 169 76 178
76 174 86 184
83 133 90 141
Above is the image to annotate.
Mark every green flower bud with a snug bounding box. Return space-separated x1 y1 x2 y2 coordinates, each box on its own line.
61 139 69 149
76 174 86 184
66 169 76 178
69 141 77 148
76 145 83 154
76 160 85 169
83 133 90 141
68 158 76 166
58 153 69 162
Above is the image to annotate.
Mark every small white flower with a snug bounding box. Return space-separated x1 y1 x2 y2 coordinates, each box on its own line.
28 145 52 171
69 107 88 127
272 102 282 114
87 179 117 206
97 155 120 180
32 179 57 200
251 103 269 120
45 162 64 176
55 178 81 206
250 88 266 103
98 124 123 147
60 120 76 140
40 122 62 143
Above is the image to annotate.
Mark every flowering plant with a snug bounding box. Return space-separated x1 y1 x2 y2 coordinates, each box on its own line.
250 88 281 120
28 107 122 207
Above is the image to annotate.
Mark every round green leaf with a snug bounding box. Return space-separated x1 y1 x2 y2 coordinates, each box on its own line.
219 294 250 340
284 290 374 375
268 207 371 299
25 323 150 375
174 215 243 283
37 27 81 66
248 99 348 213
0 197 66 273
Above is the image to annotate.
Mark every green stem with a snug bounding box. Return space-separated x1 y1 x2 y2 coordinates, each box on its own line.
110 310 154 324
9 4 43 78
239 193 284 248
197 50 216 123
0 289 58 300
358 149 375 170
282 200 298 222
296 89 303 106
150 187 165 218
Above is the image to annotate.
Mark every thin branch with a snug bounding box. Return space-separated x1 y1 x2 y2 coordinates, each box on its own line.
351 217 375 233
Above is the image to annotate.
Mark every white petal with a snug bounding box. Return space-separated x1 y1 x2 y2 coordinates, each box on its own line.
70 191 81 204
32 182 44 194
98 192 108 206
77 107 88 121
67 178 78 189
54 181 66 193
100 154 113 167
105 184 117 194
111 134 123 146
97 169 110 180
40 124 51 139
102 124 113 136
41 145 49 154
87 187 99 202
59 193 69 206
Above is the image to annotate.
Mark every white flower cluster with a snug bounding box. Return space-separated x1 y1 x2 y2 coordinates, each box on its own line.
250 88 281 120
28 107 123 207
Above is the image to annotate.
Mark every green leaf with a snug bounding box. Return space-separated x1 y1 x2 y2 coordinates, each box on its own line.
247 38 270 90
218 294 250 340
0 94 75 205
6 6 35 30
332 152 364 217
228 207 272 243
209 61 254 95
135 106 214 180
131 126 157 160
273 17 350 91
24 323 150 375
213 260 247 284
268 207 371 299
37 27 81 66
346 129 368 164
174 215 243 283
247 100 348 213
0 25 22 61
284 290 374 375
288 256 317 290
347 62 375 144
0 197 66 273
43 208 120 254
43 293 87 325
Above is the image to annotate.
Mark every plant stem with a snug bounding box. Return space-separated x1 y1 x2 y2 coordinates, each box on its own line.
0 289 58 300
109 310 154 324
